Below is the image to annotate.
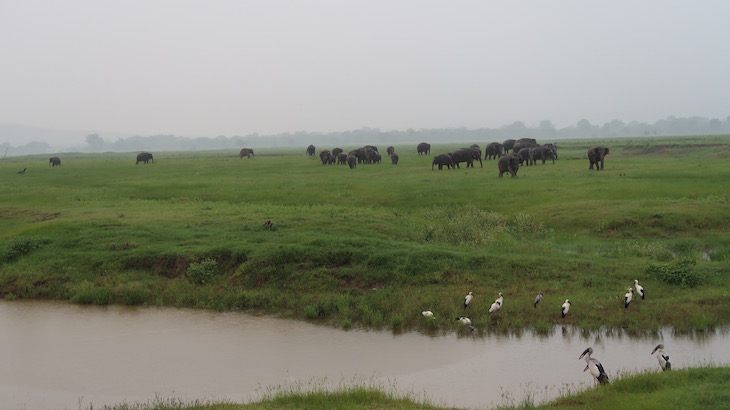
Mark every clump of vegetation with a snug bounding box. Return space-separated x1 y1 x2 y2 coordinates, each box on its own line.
185 258 220 285
2 236 43 262
646 258 702 287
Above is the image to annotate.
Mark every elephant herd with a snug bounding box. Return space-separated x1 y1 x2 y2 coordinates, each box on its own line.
311 145 399 169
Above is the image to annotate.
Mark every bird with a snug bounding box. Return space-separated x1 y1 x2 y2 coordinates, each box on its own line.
464 291 474 308
624 287 633 309
534 292 543 308
489 292 503 314
634 280 645 300
651 343 671 371
456 316 475 331
579 347 609 385
17 168 26 174
421 310 434 319
561 299 571 318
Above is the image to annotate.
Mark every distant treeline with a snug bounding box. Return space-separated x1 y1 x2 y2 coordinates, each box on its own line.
3 115 730 156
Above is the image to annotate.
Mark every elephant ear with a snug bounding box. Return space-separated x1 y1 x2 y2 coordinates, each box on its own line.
604 147 610 154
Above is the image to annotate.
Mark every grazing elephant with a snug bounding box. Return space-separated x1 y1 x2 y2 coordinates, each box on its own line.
449 147 482 168
372 151 382 164
516 148 531 165
432 153 454 170
337 152 348 165
306 144 315 156
417 142 431 155
319 150 332 164
239 148 255 159
543 143 558 160
498 154 521 178
136 152 154 164
502 139 516 154
332 147 343 157
512 139 537 154
386 146 395 157
391 153 399 165
529 146 556 165
588 146 609 170
485 142 503 160
49 156 61 166
346 154 357 169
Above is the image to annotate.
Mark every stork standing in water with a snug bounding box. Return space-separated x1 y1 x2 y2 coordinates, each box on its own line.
624 287 633 309
561 299 571 318
634 280 645 300
488 292 503 314
456 316 475 331
579 347 609 385
464 291 474 308
651 343 671 371
534 292 543 308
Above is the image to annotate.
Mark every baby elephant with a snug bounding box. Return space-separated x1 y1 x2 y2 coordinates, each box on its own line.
497 154 520 178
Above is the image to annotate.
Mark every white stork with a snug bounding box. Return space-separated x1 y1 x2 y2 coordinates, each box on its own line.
579 347 609 385
464 291 474 308
624 287 633 309
421 310 434 319
634 280 645 300
534 292 543 308
488 292 503 314
561 299 571 318
651 343 671 371
456 316 475 331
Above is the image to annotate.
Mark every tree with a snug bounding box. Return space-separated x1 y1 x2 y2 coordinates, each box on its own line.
86 134 104 152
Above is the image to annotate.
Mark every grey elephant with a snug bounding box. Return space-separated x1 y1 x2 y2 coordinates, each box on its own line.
239 148 255 159
391 153 399 165
49 156 61 166
332 147 343 157
306 145 315 156
337 152 348 165
136 152 154 164
498 154 521 177
529 146 556 165
516 148 531 165
449 147 482 168
347 154 357 169
588 146 609 170
319 150 332 164
485 142 503 160
432 153 454 170
417 142 431 155
502 139 516 154
512 138 537 154
372 151 382 164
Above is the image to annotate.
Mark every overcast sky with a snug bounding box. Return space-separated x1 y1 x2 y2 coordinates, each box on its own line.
2 0 729 145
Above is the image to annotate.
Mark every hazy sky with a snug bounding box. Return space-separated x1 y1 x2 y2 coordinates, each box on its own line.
2 0 730 145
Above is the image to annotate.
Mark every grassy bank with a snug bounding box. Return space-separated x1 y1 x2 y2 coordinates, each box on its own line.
1 135 729 332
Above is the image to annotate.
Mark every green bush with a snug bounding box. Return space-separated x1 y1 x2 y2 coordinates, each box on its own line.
646 258 702 288
185 258 219 285
2 236 42 262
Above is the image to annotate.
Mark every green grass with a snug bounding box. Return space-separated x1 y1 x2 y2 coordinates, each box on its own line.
1 136 730 332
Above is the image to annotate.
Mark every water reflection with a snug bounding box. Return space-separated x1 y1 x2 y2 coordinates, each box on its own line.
0 300 728 410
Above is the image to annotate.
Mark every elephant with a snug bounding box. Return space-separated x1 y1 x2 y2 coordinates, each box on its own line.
498 154 521 178
306 144 315 156
516 147 531 165
346 154 357 169
49 156 61 166
529 146 556 165
364 145 379 153
337 152 348 165
449 147 482 168
432 153 454 170
386 146 395 157
485 143 503 160
502 139 516 154
239 148 255 159
543 143 558 160
512 138 537 154
588 146 610 170
136 152 154 164
417 142 431 155
391 153 399 165
372 151 382 164
319 150 332 164
332 147 344 157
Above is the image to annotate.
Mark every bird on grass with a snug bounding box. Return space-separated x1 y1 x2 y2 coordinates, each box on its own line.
624 287 633 309
456 316 475 331
534 292 543 308
634 279 645 300
464 291 474 308
651 343 671 371
488 292 503 314
17 168 26 174
421 310 434 319
561 299 571 318
579 347 609 385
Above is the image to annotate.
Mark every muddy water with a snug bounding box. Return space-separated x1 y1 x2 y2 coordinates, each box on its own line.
1 301 728 410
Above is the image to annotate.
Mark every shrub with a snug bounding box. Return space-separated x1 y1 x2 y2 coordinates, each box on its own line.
2 236 42 262
646 258 702 288
185 258 219 285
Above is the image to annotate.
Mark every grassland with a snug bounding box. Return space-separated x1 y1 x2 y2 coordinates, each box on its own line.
1 135 729 333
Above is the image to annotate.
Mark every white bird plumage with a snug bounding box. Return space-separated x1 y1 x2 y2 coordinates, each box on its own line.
561 299 571 318
456 316 475 331
421 310 434 318
624 287 633 309
464 291 474 308
651 343 671 371
634 279 645 300
579 347 609 385
489 292 503 314
534 292 543 308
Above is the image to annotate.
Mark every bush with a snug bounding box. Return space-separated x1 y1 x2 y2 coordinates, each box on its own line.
2 236 42 262
185 258 220 285
646 258 702 288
